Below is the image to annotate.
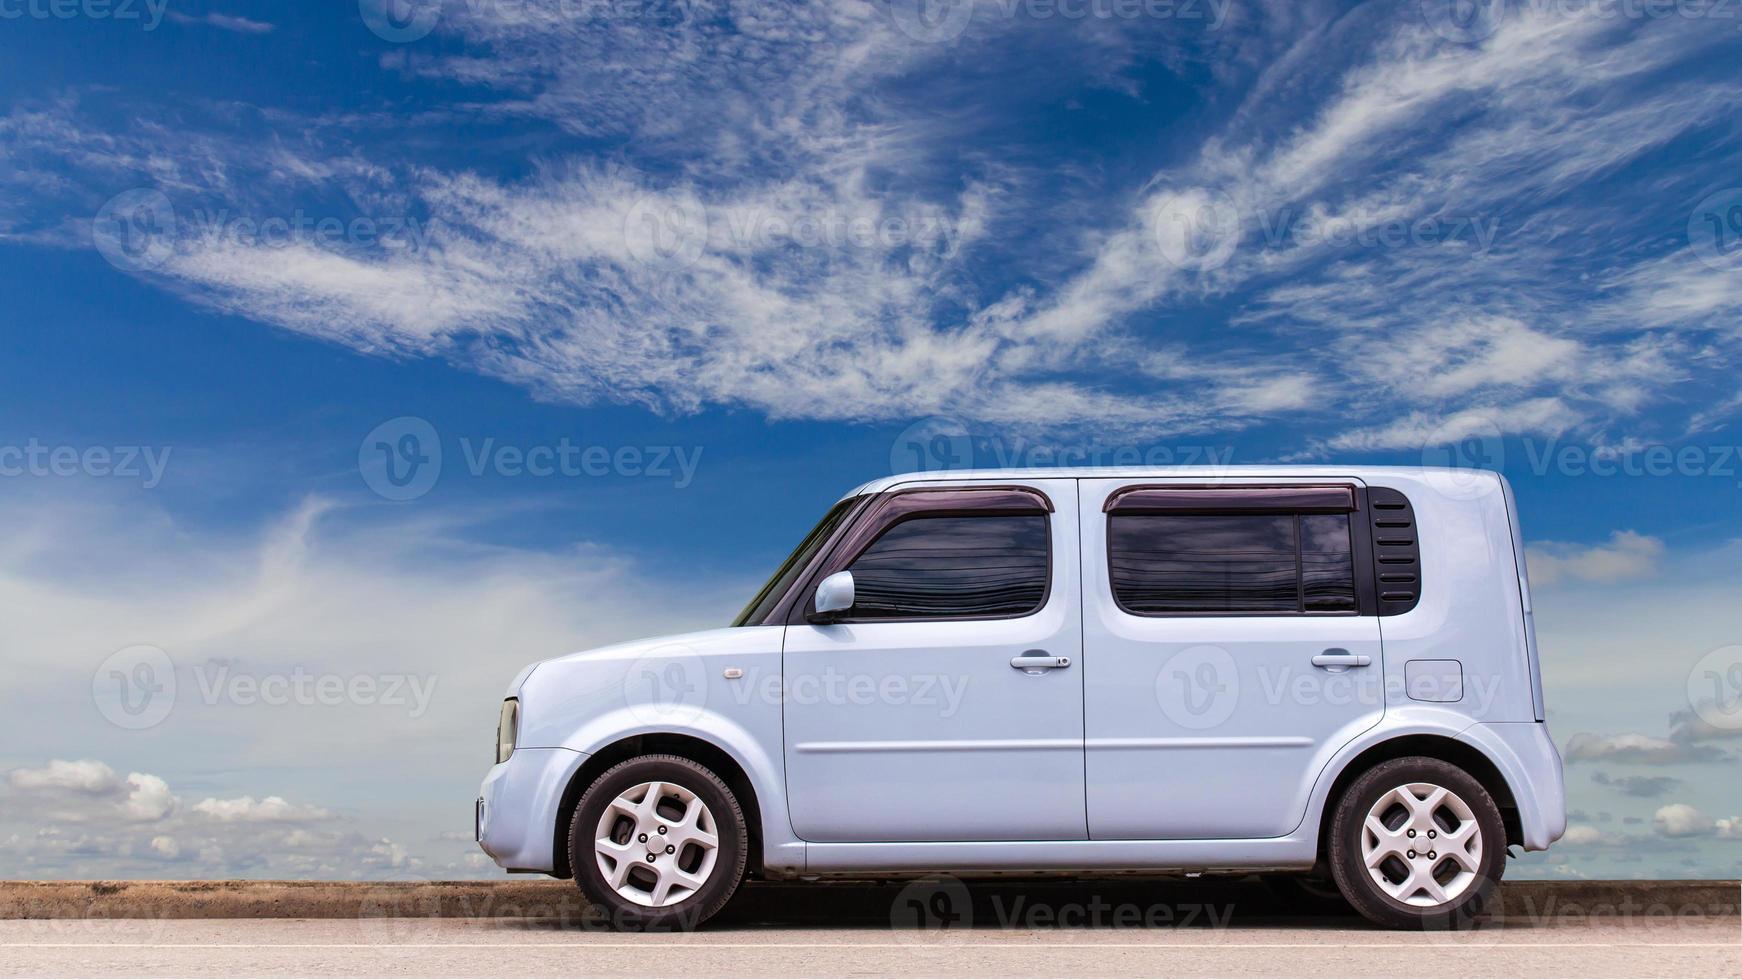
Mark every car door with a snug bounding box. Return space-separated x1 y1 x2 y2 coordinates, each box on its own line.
1079 478 1384 839
782 479 1086 842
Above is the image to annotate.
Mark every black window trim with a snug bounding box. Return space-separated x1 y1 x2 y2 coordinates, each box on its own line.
1105 485 1365 619
786 485 1055 626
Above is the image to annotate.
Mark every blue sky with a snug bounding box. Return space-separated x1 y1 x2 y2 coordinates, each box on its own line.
3 0 1742 880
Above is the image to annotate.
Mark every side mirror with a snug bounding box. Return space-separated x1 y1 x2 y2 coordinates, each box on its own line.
809 570 855 622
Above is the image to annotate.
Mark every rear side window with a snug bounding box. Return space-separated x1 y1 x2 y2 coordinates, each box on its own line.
1109 512 1356 615
846 514 1049 619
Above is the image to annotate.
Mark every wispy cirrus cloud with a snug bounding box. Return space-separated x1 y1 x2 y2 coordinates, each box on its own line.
5 2 1742 448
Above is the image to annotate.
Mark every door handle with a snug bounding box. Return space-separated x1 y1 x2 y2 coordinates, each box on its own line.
1311 649 1371 671
1010 652 1071 674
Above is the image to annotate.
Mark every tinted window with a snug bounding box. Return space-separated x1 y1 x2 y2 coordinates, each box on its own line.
845 514 1049 619
1300 514 1357 612
1109 513 1356 615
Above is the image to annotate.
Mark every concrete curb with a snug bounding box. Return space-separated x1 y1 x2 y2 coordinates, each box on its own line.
2 879 1736 922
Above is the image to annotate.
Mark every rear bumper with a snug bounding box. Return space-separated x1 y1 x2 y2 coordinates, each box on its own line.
476 746 589 873
1459 721 1566 851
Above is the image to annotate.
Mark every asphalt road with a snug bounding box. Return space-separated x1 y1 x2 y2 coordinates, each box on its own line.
5 880 1739 979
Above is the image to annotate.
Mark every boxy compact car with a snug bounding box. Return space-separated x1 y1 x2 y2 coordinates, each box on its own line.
476 466 1565 929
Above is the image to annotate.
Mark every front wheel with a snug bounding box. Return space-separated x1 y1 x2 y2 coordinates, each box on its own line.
569 754 749 931
1327 756 1505 930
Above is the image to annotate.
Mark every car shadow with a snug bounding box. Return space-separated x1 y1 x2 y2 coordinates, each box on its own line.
495 876 1462 933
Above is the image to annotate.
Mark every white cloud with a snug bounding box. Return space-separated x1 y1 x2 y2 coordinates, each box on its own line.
191 796 329 824
9 759 120 794
1654 803 1712 839
1528 531 1665 588
1562 732 1727 766
0 482 724 878
1715 817 1742 841
122 774 177 822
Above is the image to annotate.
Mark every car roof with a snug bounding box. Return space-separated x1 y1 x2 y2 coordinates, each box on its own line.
842 465 1496 499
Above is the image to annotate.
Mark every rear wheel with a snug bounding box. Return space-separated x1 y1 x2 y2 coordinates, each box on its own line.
1327 756 1505 930
569 754 748 931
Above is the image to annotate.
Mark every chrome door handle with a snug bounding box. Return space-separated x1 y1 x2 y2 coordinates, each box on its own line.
1311 649 1370 671
1011 652 1071 674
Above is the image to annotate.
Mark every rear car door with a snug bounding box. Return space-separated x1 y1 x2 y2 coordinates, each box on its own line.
1079 479 1384 839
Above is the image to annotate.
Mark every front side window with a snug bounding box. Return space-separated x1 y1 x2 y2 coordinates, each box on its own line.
845 514 1049 620
1109 512 1356 615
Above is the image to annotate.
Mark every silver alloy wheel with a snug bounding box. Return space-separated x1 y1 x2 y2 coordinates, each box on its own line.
1360 782 1483 908
594 780 720 908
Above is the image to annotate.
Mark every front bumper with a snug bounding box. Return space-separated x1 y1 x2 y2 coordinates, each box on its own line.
476 746 589 873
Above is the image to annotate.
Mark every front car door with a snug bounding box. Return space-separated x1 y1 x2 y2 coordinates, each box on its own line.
782 479 1086 842
1079 479 1384 839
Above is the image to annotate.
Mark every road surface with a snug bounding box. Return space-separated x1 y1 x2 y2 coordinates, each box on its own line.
5 879 1737 978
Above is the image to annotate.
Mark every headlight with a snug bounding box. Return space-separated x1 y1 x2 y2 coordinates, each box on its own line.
496 698 518 764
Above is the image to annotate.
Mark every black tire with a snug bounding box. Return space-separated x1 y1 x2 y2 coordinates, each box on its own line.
1327 756 1505 930
568 754 749 931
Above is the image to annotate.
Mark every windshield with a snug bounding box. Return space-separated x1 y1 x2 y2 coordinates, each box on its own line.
731 496 861 627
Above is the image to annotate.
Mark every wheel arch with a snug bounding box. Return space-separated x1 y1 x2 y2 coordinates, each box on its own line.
550 733 765 881
1314 733 1523 865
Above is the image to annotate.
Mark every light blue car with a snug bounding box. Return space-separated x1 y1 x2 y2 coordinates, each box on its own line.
477 466 1565 930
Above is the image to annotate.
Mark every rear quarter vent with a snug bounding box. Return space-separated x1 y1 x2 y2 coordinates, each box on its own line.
1368 487 1422 615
